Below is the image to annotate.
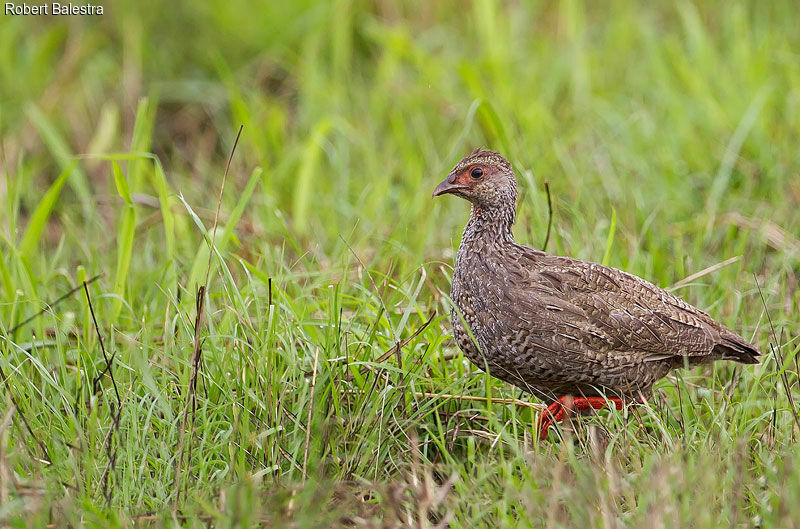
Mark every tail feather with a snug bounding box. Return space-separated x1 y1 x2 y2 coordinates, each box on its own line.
713 335 761 365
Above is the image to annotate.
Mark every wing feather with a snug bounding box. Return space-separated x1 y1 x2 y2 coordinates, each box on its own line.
505 251 759 364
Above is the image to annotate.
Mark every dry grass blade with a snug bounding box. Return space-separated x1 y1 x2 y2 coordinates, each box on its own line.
389 430 458 529
172 284 206 505
375 312 436 364
204 124 243 286
97 381 135 504
83 281 121 408
670 255 741 289
344 389 546 412
1 405 16 506
0 361 51 465
172 125 243 505
0 406 14 435
542 180 553 252
82 280 124 503
8 273 103 335
303 346 320 483
412 391 546 411
340 235 397 343
753 274 800 432
724 212 800 260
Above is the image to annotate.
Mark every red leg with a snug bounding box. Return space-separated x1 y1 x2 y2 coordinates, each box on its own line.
538 395 624 440
537 396 573 440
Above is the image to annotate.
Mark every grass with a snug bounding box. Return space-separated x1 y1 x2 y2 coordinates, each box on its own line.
1 0 799 527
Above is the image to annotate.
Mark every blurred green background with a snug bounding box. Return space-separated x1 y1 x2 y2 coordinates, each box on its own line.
1 1 799 527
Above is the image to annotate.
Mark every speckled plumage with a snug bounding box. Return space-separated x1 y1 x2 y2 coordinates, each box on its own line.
435 148 760 403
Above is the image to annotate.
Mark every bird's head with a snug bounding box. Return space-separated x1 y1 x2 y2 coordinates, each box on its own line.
432 148 517 211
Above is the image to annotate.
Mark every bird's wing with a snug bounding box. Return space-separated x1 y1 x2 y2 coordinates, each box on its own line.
503 251 759 363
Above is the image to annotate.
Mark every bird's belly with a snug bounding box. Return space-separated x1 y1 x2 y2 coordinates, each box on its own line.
450 298 560 395
450 304 482 365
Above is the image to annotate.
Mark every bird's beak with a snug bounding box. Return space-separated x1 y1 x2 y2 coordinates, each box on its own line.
432 175 467 198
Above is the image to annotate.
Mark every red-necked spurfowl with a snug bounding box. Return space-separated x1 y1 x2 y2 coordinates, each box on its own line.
433 148 760 439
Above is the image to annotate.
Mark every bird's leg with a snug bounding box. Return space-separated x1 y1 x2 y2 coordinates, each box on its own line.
538 395 624 440
537 396 573 440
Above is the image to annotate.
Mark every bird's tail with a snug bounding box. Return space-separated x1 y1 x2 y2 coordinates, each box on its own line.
713 335 761 365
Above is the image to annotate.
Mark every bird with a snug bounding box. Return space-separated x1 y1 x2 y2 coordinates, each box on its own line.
432 148 760 439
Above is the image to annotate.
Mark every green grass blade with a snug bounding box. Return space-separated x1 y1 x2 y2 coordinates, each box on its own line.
18 161 76 256
128 97 156 191
179 193 211 292
219 167 263 254
0 237 14 301
184 167 262 292
113 161 132 205
111 163 137 322
602 206 617 266
293 118 332 236
25 104 92 215
151 159 176 267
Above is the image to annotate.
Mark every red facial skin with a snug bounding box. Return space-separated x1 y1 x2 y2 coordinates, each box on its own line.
432 165 488 197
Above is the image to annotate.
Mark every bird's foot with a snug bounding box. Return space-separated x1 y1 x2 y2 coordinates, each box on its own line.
537 395 624 440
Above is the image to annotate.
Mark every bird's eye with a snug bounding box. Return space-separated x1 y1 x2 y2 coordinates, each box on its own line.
470 167 483 179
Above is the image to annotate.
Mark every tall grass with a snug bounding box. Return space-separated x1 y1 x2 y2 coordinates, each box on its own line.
1 1 799 527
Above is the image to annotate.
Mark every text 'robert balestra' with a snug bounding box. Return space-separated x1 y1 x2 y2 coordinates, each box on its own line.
5 3 103 15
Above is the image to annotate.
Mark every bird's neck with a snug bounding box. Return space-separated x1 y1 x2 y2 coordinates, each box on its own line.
460 202 516 246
